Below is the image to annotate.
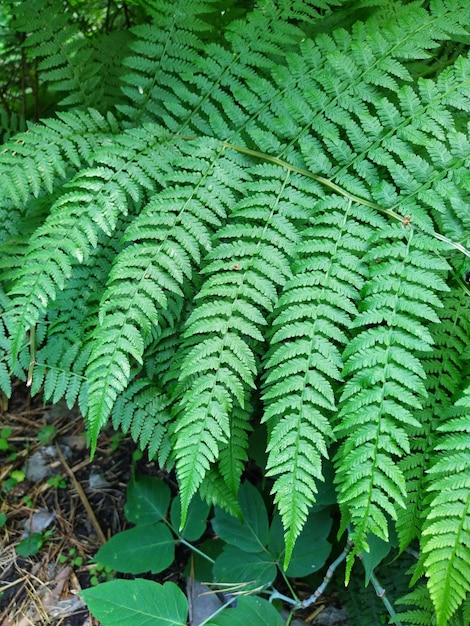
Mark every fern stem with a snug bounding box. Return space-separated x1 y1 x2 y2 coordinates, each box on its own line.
302 540 353 609
26 324 36 388
222 143 470 260
178 135 470 260
369 570 402 626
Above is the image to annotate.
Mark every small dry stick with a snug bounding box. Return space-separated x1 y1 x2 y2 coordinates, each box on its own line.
55 443 107 544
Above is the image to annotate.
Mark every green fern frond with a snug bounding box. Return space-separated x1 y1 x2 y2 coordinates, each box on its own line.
0 109 118 210
28 221 128 408
111 378 172 466
5 123 170 374
198 466 242 520
396 583 438 626
13 0 106 108
397 579 470 626
217 403 253 498
0 109 26 145
334 228 450 573
119 0 331 134
85 140 244 448
172 166 304 518
1 3 470 618
90 30 133 112
397 287 470 551
262 197 385 565
118 0 218 126
420 392 470 626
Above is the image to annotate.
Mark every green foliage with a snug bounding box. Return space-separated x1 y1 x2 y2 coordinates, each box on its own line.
81 579 188 626
16 530 51 557
206 596 285 626
84 474 331 625
0 426 13 451
1 0 470 623
94 475 211 575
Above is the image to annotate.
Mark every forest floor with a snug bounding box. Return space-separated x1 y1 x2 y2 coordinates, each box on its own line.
0 381 349 626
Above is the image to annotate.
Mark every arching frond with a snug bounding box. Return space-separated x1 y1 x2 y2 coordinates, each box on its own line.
420 390 470 626
334 229 450 574
1 2 470 620
172 165 304 517
262 198 385 564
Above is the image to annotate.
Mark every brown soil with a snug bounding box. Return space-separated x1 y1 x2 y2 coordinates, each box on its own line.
0 380 148 626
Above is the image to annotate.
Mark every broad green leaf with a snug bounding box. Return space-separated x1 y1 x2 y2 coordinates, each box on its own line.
269 511 332 577
93 523 174 574
361 533 393 585
81 579 187 626
213 545 276 590
124 475 171 525
16 532 44 557
170 492 210 541
206 595 284 626
212 482 269 552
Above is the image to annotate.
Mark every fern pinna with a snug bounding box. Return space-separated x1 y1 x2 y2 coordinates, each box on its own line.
0 1 469 623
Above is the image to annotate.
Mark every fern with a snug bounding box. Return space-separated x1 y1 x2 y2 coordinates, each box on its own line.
12 0 126 110
0 109 119 217
172 164 305 514
1 0 470 621
111 378 172 466
262 197 383 564
0 109 25 144
419 390 470 626
397 581 470 626
334 227 450 573
397 286 470 551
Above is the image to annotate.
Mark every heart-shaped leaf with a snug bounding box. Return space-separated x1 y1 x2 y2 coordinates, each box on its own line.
170 492 210 541
206 595 284 626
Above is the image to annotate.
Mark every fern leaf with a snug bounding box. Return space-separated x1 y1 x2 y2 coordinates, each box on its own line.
5 124 174 379
85 141 244 448
217 403 253 499
420 392 470 626
198 466 242 520
397 287 470 551
172 166 304 519
0 109 26 145
334 228 450 574
263 197 385 565
119 0 217 126
2 2 470 608
13 0 106 108
111 379 172 466
396 583 438 626
397 578 470 626
28 220 128 408
0 109 117 211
